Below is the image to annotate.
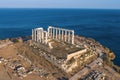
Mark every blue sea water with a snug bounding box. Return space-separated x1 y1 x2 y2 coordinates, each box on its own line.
0 8 120 66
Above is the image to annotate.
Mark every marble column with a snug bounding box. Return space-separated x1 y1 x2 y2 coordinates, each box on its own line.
65 31 67 42
68 31 71 43
50 28 52 38
45 32 48 44
42 31 44 43
59 29 61 40
62 30 64 40
72 31 74 44
35 29 37 42
53 28 55 39
56 29 58 39
39 30 42 43
48 27 50 37
37 30 39 42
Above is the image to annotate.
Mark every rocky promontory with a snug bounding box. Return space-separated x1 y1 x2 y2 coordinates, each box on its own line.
0 36 120 80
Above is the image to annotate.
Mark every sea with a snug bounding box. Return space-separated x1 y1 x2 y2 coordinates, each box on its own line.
0 8 120 66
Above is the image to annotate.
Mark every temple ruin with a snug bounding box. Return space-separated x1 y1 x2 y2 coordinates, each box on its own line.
31 26 99 74
32 26 74 45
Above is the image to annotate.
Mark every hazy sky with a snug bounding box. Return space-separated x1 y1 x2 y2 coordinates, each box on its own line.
0 0 120 9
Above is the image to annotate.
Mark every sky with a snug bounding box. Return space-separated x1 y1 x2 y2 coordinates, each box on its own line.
0 0 120 9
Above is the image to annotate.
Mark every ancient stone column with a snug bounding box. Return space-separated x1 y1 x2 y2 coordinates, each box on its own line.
33 29 35 41
45 31 48 44
59 29 61 40
50 28 52 38
62 30 64 41
39 30 42 43
37 30 39 42
51 28 53 39
48 27 50 37
35 29 37 42
36 30 38 42
41 31 44 43
56 28 58 39
37 30 40 42
53 28 55 39
72 30 74 44
65 31 67 42
68 31 71 43
34 29 35 41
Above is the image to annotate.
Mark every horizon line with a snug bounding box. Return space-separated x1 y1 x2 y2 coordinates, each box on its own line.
0 7 120 10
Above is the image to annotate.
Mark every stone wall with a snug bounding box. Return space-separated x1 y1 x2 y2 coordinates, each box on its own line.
66 49 87 61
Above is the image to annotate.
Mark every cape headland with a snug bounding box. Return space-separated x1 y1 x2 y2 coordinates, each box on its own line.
0 26 120 80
